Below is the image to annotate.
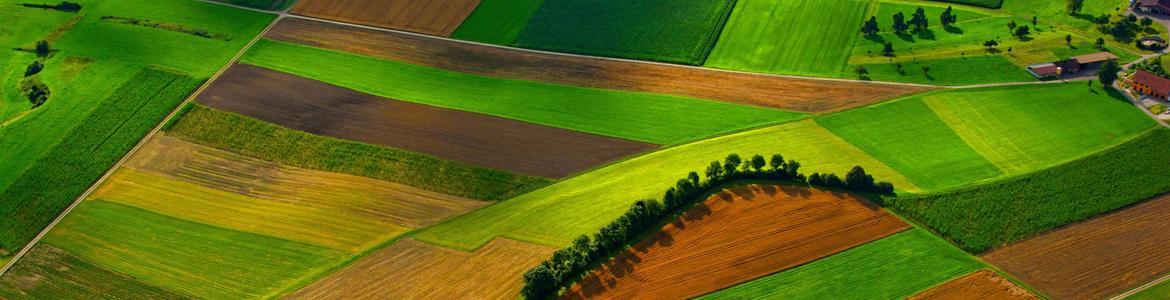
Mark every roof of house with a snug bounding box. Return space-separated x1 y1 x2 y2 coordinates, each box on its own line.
1072 52 1119 64
1055 59 1081 71
1133 70 1170 95
1028 63 1059 77
1141 0 1170 10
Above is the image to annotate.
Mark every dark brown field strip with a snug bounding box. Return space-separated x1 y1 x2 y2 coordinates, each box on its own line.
196 64 658 179
290 0 480 36
267 17 933 113
982 194 1170 300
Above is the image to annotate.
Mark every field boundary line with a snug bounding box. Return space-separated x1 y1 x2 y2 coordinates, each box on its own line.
1112 273 1170 300
0 14 284 277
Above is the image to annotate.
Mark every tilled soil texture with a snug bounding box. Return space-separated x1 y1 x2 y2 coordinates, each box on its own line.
290 0 479 36
562 184 910 299
287 238 555 299
196 64 658 179
267 18 933 113
908 270 1038 300
982 194 1170 300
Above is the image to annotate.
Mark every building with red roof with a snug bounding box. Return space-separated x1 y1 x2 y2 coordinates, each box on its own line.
1131 70 1170 100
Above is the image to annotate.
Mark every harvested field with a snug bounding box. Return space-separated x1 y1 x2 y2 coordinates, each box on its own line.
562 184 909 299
0 245 184 299
982 194 1170 300
287 238 555 299
197 64 656 178
290 0 479 36
266 17 931 113
908 270 1037 300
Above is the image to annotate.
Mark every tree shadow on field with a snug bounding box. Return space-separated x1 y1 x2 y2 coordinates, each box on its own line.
896 32 916 42
865 34 887 44
917 28 937 40
944 25 964 34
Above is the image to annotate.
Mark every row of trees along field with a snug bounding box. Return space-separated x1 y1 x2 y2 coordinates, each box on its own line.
861 6 956 37
520 154 895 299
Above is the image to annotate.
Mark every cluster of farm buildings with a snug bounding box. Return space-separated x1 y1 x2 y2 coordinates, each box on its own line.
1025 52 1118 79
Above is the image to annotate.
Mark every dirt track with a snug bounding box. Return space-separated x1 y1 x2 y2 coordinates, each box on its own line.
982 194 1170 300
267 18 932 113
562 184 909 299
290 0 479 36
196 64 657 179
287 238 554 299
908 270 1037 300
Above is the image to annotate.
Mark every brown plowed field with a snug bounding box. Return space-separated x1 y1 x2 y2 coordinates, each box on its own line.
290 0 479 36
125 135 487 229
562 184 910 299
982 194 1170 300
908 270 1037 300
267 18 932 113
196 64 657 179
287 238 555 299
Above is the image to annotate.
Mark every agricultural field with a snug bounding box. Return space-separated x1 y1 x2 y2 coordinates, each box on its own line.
706 0 871 77
0 245 185 299
290 0 480 36
288 238 554 299
267 18 932 113
982 193 1170 299
700 229 984 299
564 184 909 299
240 39 807 145
907 270 1036 300
450 0 545 44
513 0 736 65
1131 281 1170 300
415 119 918 251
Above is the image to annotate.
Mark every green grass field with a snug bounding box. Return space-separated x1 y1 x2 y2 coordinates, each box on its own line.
706 0 871 77
0 245 184 300
415 119 918 250
451 0 546 45
817 97 1002 190
513 0 735 65
1130 279 1170 300
168 105 550 201
44 200 343 299
887 128 1170 253
854 55 1035 84
930 0 1001 8
240 40 806 145
0 68 201 255
700 229 984 299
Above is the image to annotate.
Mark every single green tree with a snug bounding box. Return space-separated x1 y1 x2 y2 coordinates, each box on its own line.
861 16 880 36
1098 59 1120 87
750 155 766 172
893 12 909 33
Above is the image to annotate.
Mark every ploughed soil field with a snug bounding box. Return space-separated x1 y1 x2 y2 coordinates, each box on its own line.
982 194 1170 299
562 184 910 299
908 270 1037 300
290 0 479 36
196 64 657 179
267 18 931 113
287 238 555 299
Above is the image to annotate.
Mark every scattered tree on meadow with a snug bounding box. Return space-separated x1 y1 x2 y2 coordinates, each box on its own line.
983 39 999 51
861 16 880 36
910 7 929 32
34 40 49 57
1142 17 1154 28
1098 59 1120 87
893 12 909 33
1007 20 1018 33
1066 34 1073 46
25 61 44 77
1032 16 1038 26
922 66 932 77
882 42 895 56
1014 25 1030 38
940 6 957 27
1067 0 1083 15
855 66 869 78
1096 37 1106 49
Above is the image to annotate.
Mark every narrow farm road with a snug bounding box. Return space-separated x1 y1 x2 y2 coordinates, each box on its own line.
1111 273 1170 300
0 12 286 277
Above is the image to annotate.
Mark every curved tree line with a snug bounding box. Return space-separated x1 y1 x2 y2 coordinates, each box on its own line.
521 153 896 299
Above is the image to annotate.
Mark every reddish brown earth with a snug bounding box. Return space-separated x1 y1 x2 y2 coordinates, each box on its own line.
290 0 479 36
562 184 910 300
267 18 933 113
196 64 657 179
982 194 1170 300
908 270 1038 300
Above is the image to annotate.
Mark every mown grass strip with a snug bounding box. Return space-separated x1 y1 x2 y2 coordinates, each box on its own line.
885 128 1170 253
0 67 201 255
166 105 550 201
450 0 546 45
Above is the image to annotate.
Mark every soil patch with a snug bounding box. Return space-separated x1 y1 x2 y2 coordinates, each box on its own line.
908 270 1037 300
197 64 657 179
287 238 555 299
562 184 910 299
267 17 932 113
982 194 1170 300
290 0 479 36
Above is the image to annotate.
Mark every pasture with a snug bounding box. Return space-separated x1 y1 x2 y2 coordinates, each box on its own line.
291 0 480 36
908 270 1036 300
451 0 545 44
266 18 933 114
287 238 555 299
706 0 870 77
887 128 1170 253
240 40 806 145
513 0 735 65
167 105 550 200
700 229 983 299
198 64 657 178
414 119 918 251
982 193 1170 299
0 245 183 299
564 185 909 299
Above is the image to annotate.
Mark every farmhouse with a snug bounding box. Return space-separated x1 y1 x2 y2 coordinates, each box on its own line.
1139 0 1170 14
1025 52 1119 79
1130 69 1170 100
